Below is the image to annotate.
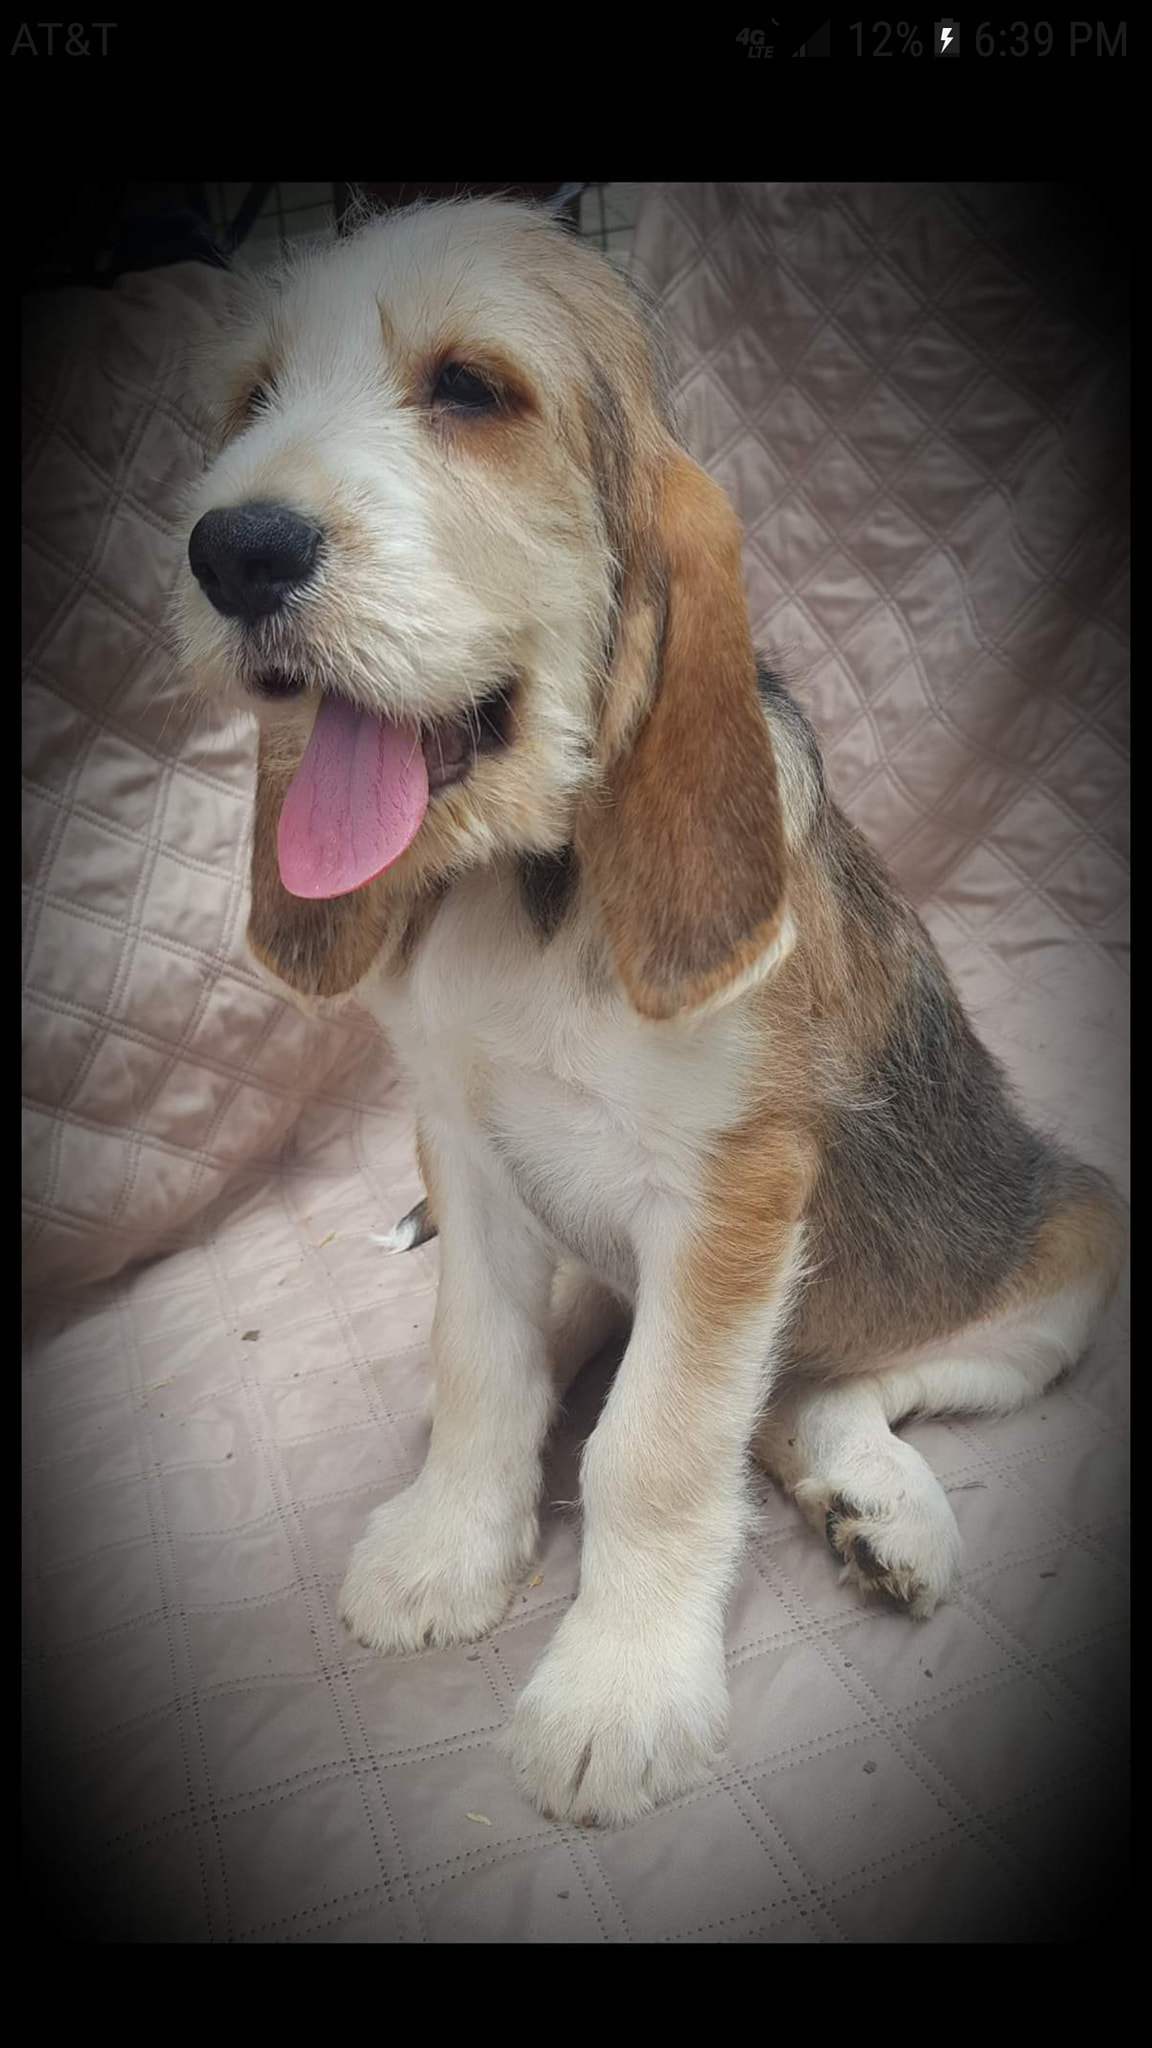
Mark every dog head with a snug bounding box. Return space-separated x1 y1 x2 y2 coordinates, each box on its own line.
177 198 787 1016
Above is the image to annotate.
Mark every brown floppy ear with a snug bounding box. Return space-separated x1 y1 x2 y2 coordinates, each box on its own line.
247 730 393 1000
579 449 788 1022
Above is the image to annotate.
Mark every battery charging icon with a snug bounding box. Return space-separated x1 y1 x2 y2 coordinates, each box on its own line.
935 19 960 53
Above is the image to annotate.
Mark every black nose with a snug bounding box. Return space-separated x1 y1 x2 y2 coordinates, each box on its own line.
188 503 322 623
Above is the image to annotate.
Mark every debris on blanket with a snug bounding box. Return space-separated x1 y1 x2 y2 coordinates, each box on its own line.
466 1812 492 1826
314 1231 336 1248
241 1329 260 1341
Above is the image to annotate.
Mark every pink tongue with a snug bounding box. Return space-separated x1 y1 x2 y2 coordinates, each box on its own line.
277 693 429 899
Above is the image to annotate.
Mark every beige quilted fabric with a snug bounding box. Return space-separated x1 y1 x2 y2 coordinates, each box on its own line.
23 187 1128 1942
21 266 395 1295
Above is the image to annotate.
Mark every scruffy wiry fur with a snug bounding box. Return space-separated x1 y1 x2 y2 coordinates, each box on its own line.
177 198 1126 1827
749 670 1121 1376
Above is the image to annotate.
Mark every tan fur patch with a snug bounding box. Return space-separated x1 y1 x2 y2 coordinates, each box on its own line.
685 1121 815 1357
594 579 665 766
784 815 913 1063
423 341 539 417
996 1173 1127 1313
414 1123 439 1235
579 451 788 1021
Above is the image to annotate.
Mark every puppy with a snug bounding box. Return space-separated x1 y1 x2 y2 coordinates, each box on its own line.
178 198 1125 1826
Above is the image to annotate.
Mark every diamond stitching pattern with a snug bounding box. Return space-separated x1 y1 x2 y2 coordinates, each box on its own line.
23 188 1127 1941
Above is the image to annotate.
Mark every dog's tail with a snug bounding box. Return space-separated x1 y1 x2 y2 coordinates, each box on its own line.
370 1196 438 1256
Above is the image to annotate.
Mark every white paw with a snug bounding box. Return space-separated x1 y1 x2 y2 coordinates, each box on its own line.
504 1606 728 1826
338 1482 531 1653
795 1444 961 1618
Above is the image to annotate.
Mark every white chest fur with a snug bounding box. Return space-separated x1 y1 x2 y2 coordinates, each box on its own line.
363 871 752 1293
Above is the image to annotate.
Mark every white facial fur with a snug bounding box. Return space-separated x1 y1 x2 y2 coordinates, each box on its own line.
174 203 641 866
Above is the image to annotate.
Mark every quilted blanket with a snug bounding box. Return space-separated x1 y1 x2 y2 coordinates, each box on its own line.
22 184 1128 1942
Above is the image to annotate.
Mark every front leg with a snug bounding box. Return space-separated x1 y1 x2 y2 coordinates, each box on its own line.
339 1128 555 1653
507 1204 808 1825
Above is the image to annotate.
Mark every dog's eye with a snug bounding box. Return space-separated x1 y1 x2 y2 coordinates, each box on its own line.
432 362 499 412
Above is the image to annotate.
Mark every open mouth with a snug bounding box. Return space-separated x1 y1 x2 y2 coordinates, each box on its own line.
254 674 516 902
419 681 516 792
251 673 514 793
